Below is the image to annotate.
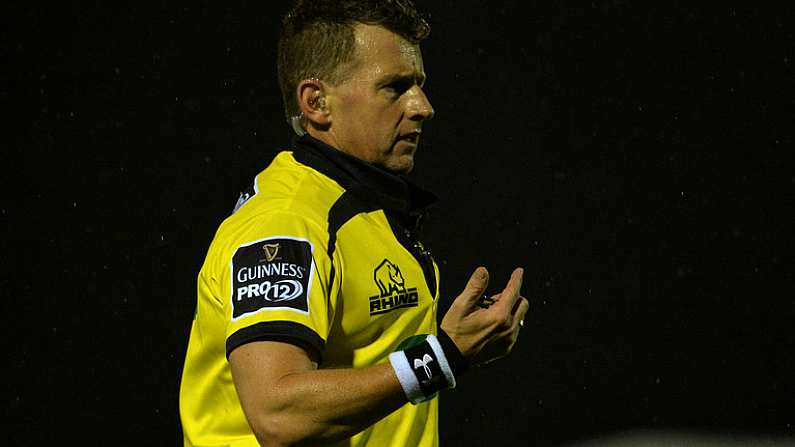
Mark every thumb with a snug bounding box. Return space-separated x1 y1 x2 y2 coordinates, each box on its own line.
457 266 490 306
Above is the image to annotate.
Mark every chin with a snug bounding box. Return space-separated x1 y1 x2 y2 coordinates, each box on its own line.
387 157 414 175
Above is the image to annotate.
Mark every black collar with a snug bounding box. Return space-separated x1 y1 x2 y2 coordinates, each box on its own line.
291 134 437 217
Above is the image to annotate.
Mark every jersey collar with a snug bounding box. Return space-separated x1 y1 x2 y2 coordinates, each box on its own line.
291 134 438 215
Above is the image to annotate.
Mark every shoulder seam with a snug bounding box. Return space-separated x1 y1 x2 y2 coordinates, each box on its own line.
325 191 382 288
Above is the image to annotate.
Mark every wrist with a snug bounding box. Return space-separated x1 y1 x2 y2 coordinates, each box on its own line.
389 334 459 404
436 329 469 376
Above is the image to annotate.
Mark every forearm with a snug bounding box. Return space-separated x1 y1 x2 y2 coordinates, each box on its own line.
245 362 407 446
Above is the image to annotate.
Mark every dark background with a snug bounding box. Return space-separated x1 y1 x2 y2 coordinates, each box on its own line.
5 1 794 445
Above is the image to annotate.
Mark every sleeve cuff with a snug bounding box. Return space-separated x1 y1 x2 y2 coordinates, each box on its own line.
226 321 325 363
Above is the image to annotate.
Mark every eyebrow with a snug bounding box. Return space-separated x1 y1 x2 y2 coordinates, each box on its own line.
377 71 427 88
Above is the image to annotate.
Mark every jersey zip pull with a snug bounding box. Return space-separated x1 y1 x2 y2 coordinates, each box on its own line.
405 229 432 258
413 239 432 259
404 228 436 297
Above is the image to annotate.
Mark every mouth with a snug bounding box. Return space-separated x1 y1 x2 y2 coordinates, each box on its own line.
398 129 422 146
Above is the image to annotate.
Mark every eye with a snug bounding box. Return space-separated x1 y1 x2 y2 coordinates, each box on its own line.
384 80 412 96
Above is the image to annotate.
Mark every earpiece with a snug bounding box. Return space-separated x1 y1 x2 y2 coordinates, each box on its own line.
290 114 306 136
311 94 326 111
292 83 328 137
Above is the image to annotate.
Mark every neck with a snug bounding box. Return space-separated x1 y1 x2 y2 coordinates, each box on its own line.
306 126 379 171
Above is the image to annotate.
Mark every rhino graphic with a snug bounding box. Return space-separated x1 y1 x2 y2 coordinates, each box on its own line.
373 259 406 298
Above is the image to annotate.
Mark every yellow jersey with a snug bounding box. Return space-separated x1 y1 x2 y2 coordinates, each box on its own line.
180 135 441 447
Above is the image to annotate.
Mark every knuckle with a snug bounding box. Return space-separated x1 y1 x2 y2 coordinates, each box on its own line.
499 314 512 330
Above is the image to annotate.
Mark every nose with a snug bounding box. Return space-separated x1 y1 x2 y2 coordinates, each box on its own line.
406 86 435 122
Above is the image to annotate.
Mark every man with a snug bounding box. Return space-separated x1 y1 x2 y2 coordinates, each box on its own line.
179 1 530 446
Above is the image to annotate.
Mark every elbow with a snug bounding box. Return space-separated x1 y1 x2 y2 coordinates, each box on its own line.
249 413 317 447
249 417 290 447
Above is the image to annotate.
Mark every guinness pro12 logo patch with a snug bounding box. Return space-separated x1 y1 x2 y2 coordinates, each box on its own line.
231 237 313 319
369 259 418 315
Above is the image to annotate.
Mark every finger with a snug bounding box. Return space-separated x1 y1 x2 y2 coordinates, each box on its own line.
456 266 490 307
507 298 530 344
512 297 529 328
511 294 522 314
495 267 524 312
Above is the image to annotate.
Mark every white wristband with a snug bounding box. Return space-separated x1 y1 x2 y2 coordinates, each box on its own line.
389 334 456 405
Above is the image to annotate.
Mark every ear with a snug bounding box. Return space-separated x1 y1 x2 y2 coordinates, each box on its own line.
296 79 331 130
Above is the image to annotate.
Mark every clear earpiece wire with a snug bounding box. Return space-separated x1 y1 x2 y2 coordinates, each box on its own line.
290 114 306 136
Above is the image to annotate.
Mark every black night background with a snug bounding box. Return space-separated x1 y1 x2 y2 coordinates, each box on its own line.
5 1 794 445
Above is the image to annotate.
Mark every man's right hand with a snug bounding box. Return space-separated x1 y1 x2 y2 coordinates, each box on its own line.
440 267 530 367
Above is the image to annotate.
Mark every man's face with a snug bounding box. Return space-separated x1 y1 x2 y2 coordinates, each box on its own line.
323 24 434 174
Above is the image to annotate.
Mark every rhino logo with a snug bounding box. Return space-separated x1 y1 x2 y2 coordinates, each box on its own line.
369 259 418 316
373 259 406 298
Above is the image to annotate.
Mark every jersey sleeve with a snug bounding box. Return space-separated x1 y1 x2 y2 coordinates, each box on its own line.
219 210 340 362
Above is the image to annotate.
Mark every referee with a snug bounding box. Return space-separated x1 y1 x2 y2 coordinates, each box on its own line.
179 1 530 446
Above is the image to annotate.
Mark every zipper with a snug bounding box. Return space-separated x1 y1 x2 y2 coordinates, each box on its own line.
384 211 438 299
402 228 438 299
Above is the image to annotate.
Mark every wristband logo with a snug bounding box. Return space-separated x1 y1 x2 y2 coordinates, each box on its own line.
413 353 434 381
369 259 419 315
